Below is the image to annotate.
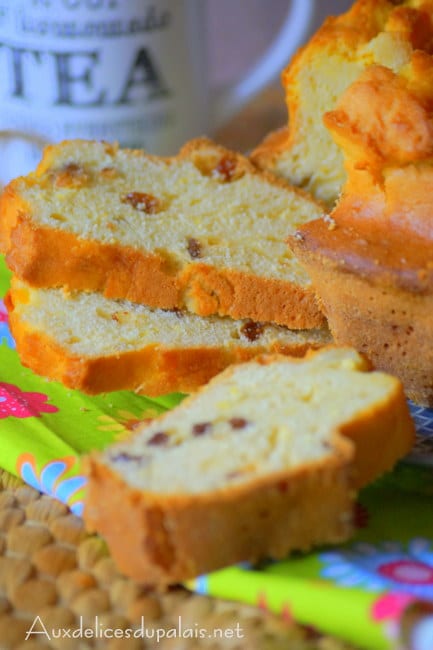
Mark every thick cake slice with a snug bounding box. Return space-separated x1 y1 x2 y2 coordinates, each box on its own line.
84 348 414 585
0 138 324 329
6 278 330 396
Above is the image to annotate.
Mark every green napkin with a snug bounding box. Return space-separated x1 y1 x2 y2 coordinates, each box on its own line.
0 254 432 650
0 256 183 515
188 467 433 649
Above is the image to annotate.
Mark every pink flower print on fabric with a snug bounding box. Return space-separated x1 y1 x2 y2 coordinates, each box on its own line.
320 539 433 598
372 592 416 622
0 302 8 323
0 300 14 348
0 382 58 419
379 560 433 587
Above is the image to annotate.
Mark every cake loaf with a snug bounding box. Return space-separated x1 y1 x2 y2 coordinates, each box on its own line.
6 278 330 396
251 0 431 206
289 52 433 405
84 348 414 585
0 138 325 329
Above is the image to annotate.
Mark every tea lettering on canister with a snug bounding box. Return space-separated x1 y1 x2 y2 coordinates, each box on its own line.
0 0 209 184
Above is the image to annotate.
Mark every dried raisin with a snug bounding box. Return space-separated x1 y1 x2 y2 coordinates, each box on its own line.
240 320 264 342
121 192 160 214
192 422 212 436
147 432 169 446
229 418 249 430
187 237 202 259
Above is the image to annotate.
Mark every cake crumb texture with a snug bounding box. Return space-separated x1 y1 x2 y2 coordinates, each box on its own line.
84 347 414 585
0 138 325 329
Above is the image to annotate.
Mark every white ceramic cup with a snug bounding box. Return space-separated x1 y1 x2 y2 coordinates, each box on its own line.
0 0 314 184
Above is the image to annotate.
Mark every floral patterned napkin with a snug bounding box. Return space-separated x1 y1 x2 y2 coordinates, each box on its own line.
0 255 432 650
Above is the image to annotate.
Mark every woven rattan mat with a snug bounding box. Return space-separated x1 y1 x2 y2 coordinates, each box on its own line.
0 469 358 650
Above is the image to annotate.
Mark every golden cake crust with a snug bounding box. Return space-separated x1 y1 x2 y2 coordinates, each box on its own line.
0 138 325 329
85 450 354 585
5 280 328 397
84 350 414 586
289 51 433 405
291 222 433 405
251 0 433 205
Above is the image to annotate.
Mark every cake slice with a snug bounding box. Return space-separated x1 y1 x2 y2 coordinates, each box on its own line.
84 348 414 585
0 138 325 329
6 278 330 396
251 0 428 206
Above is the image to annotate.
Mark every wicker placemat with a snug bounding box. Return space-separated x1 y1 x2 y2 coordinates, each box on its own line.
0 469 360 650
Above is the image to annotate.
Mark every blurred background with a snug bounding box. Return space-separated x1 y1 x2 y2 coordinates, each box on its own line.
210 0 353 150
209 0 353 87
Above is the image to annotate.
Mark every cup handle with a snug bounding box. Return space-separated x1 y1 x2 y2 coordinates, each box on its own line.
212 0 314 129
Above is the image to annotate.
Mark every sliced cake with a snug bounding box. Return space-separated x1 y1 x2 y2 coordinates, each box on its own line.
0 138 325 329
84 347 415 585
6 278 331 396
